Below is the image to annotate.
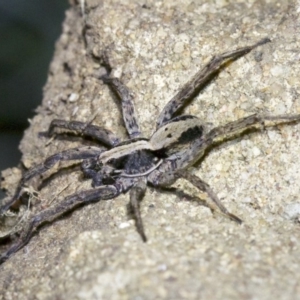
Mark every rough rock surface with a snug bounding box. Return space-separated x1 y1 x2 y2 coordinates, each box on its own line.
1 1 300 299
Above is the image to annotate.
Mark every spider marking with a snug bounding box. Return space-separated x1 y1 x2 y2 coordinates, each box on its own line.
1 37 300 264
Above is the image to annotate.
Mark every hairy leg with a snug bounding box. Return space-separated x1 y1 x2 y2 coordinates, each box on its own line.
0 146 104 214
0 185 119 264
205 113 300 145
179 170 242 223
101 51 141 139
157 38 270 128
49 119 120 147
129 179 147 242
148 167 241 223
174 113 300 171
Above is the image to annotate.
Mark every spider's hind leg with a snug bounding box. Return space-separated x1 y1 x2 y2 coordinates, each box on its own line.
101 51 142 139
179 170 242 224
206 113 300 143
157 38 270 128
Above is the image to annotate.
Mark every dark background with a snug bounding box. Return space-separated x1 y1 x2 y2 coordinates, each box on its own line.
0 1 68 197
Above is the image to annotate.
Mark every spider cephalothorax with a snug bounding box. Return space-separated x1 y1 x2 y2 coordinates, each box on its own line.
1 37 300 264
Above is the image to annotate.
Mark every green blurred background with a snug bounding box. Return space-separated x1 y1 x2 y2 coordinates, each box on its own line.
0 0 68 197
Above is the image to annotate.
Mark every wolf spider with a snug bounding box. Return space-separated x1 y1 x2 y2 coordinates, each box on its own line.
1 37 300 264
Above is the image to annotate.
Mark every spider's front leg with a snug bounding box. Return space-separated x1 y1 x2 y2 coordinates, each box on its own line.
0 185 119 264
101 51 142 139
49 119 120 147
0 146 103 214
129 179 147 242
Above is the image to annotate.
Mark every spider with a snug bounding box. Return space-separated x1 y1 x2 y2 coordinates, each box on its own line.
1 37 300 264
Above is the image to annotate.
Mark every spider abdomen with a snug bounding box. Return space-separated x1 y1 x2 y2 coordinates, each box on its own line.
150 115 204 155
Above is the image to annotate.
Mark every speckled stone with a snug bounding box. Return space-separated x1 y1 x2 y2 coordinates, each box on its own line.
1 1 300 299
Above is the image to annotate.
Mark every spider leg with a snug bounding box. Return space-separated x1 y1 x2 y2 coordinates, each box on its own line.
179 170 242 223
0 185 119 264
156 38 270 128
148 168 241 223
205 113 300 145
49 119 120 147
129 179 147 242
0 146 104 214
176 113 300 171
101 51 141 139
